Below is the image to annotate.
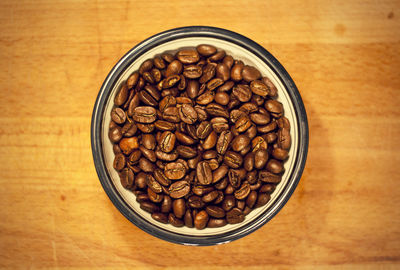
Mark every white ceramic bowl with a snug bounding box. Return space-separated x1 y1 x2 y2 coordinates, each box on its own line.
91 26 308 245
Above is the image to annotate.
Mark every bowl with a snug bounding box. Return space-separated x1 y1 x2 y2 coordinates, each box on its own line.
91 26 308 246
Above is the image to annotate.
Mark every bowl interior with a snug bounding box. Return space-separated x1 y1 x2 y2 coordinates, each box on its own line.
100 37 299 237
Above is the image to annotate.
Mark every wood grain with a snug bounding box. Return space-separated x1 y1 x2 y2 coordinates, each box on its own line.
0 0 399 269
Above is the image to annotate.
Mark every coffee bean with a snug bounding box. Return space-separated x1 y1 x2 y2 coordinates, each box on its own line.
139 146 156 162
265 100 283 118
207 218 227 228
148 187 163 203
194 210 209 229
151 212 168 224
139 59 153 74
192 186 214 196
119 137 139 155
140 201 159 213
199 63 217 84
234 182 251 200
223 55 234 68
161 196 172 213
175 131 196 145
165 60 182 77
277 128 291 150
231 61 244 81
232 84 252 102
226 208 245 224
158 131 176 153
214 92 229 106
246 191 258 208
162 75 181 89
172 198 186 219
256 193 270 207
168 213 184 227
164 162 187 180
239 102 258 114
242 65 261 82
111 108 126 124
208 50 226 62
127 72 139 89
109 127 123 143
262 77 278 97
169 180 190 198
202 131 217 150
155 149 178 161
250 80 269 97
266 159 284 174
250 111 270 125
178 104 198 124
265 132 277 143
183 65 202 79
205 103 229 118
113 153 126 172
186 80 199 99
254 149 269 169
235 115 252 133
114 84 129 106
196 90 215 105
184 210 194 228
188 195 205 209
196 44 217 56
202 190 218 203
132 106 157 124
207 78 224 91
197 161 212 185
206 206 225 218
231 134 251 152
162 107 180 123
272 148 289 160
216 63 230 81
153 168 171 186
224 151 243 169
194 106 208 121
176 49 200 64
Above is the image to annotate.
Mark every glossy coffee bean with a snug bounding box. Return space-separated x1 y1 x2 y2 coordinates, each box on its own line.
194 210 209 229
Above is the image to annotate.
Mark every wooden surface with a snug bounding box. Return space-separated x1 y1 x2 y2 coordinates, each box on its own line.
0 0 399 269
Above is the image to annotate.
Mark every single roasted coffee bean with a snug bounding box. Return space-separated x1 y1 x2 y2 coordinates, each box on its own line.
252 136 268 152
266 159 284 174
234 181 251 200
244 152 255 171
109 127 122 143
176 145 197 159
161 195 172 213
211 117 229 133
196 121 212 139
231 61 244 81
168 213 184 227
178 104 198 124
197 161 212 185
140 201 159 214
162 107 180 123
207 218 227 228
139 146 156 162
226 208 245 224
250 80 269 97
242 65 261 82
169 180 190 198
165 162 187 180
265 100 283 118
231 134 251 152
148 187 163 203
256 193 271 207
119 137 139 155
262 76 278 97
194 210 209 229
202 131 217 150
216 130 233 155
232 84 252 102
111 108 126 124
246 191 258 208
205 103 229 118
209 50 226 62
114 84 129 106
278 128 291 150
202 190 218 203
184 210 194 228
172 198 186 219
272 148 289 160
215 177 228 190
119 167 134 188
159 95 177 112
155 149 178 161
197 44 217 56
206 205 225 218
254 149 269 169
151 212 168 224
132 106 157 123
159 131 176 153
176 49 200 64
236 200 246 211
175 131 196 145
216 63 230 81
250 111 270 125
235 115 252 133
127 72 140 89
183 65 202 79
224 151 243 169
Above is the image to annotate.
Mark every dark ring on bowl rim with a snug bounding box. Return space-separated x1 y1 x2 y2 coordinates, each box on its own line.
91 26 309 246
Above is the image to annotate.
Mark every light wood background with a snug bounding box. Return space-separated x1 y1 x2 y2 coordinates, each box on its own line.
0 0 399 269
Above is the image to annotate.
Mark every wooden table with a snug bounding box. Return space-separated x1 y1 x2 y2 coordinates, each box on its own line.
1 0 399 269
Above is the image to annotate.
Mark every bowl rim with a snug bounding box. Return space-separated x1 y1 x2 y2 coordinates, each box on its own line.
91 26 309 246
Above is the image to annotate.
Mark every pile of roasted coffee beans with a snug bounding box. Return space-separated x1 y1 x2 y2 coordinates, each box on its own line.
109 44 291 229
